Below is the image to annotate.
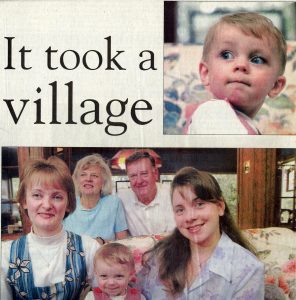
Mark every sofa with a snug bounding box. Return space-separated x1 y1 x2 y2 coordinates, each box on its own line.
117 227 296 299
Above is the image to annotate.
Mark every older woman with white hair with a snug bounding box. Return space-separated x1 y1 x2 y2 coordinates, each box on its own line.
64 154 128 242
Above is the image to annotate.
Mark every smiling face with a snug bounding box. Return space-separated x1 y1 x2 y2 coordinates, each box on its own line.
126 158 158 205
95 259 131 297
172 186 225 248
200 24 286 118
78 165 103 197
24 178 69 237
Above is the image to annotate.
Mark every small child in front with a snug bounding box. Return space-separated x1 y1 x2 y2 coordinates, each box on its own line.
91 243 145 300
188 12 287 134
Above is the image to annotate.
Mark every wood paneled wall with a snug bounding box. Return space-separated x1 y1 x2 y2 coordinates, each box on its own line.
17 147 46 234
237 148 277 229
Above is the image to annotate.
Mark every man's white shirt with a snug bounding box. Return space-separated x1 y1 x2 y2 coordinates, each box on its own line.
118 183 176 236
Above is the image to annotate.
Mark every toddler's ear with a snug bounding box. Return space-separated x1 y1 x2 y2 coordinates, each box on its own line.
268 76 286 98
199 61 210 86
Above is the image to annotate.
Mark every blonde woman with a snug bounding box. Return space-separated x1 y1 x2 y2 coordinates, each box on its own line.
64 154 128 242
1 157 100 299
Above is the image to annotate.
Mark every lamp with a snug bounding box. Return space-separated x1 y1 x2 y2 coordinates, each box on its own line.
111 149 162 170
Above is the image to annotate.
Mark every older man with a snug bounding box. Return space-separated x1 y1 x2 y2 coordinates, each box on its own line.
117 151 175 236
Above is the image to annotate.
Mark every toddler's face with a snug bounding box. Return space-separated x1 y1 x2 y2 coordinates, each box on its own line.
200 24 285 117
95 260 132 297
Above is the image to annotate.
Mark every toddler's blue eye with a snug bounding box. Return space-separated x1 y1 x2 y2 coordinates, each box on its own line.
220 51 233 60
251 56 266 64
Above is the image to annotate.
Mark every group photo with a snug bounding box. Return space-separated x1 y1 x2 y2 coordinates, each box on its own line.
1 0 296 299
1 147 295 299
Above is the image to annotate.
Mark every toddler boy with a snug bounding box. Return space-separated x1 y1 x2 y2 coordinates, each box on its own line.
91 243 145 300
188 12 287 134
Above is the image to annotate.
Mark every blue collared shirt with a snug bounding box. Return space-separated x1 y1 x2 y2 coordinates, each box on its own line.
139 232 264 300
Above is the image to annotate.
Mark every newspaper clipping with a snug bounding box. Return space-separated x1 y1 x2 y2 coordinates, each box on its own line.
1 1 296 299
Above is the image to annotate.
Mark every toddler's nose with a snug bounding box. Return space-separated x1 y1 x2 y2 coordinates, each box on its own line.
234 58 249 73
235 64 248 72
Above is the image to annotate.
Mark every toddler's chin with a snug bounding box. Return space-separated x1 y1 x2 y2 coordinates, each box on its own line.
226 98 245 112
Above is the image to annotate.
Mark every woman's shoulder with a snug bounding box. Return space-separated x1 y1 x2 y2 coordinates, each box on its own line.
2 239 13 248
1 238 23 273
2 240 13 257
74 233 99 248
101 194 120 202
222 233 263 268
101 194 123 208
2 235 29 254
209 233 264 287
64 230 98 249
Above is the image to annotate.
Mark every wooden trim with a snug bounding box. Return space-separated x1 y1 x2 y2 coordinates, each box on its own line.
237 149 277 229
16 147 46 234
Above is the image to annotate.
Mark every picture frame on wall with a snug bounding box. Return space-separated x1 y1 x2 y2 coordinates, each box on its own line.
286 168 295 192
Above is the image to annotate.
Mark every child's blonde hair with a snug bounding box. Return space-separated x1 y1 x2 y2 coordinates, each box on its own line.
202 12 287 75
94 243 135 273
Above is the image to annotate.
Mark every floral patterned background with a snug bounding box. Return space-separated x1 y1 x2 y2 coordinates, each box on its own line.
244 228 296 299
164 42 296 135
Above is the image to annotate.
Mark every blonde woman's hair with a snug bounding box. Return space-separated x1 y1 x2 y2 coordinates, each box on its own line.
73 154 112 196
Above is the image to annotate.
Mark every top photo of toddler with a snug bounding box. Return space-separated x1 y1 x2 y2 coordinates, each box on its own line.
164 2 296 135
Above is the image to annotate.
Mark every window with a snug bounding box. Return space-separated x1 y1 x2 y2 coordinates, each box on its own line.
278 157 296 229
